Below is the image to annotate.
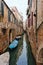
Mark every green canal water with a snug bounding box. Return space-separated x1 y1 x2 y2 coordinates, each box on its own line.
7 34 36 65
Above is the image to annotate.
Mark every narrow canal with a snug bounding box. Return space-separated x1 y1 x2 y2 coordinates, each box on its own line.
7 34 36 65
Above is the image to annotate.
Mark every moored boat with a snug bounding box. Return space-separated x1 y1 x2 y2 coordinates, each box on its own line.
9 39 18 50
15 36 21 40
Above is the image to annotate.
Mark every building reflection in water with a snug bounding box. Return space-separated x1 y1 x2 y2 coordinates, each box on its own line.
16 34 27 65
9 36 23 65
26 34 36 65
6 34 36 65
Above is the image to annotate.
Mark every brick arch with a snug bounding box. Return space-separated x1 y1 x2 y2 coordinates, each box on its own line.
39 48 43 58
37 44 43 63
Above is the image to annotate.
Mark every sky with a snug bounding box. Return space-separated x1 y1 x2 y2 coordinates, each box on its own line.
4 0 28 21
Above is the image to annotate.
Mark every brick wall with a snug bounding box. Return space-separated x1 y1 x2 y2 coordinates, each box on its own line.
37 23 43 47
37 0 43 28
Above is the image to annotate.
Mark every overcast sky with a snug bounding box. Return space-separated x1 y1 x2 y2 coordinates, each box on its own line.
4 0 28 21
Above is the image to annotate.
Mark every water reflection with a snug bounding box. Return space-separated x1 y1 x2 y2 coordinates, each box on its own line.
9 36 23 65
6 34 36 65
17 34 27 65
26 36 36 65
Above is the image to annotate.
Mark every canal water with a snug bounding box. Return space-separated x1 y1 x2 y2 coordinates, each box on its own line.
7 34 36 65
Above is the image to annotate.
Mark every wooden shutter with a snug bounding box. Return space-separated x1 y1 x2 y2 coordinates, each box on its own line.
31 12 33 26
28 18 30 27
8 10 11 22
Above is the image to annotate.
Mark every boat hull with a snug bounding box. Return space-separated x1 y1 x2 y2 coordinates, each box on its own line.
9 40 18 50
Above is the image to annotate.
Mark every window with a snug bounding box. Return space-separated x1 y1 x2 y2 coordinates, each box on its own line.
8 10 13 22
2 28 6 35
13 17 14 22
0 0 1 14
14 17 16 23
1 1 4 16
8 10 11 22
34 10 36 17
10 14 12 22
0 1 4 16
29 0 32 7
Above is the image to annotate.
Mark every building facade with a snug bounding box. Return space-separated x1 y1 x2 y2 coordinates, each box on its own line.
0 0 23 53
26 0 43 65
11 7 23 36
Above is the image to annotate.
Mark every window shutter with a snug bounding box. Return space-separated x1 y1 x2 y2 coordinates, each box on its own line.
1 2 4 16
0 1 1 15
8 10 11 22
28 18 30 27
14 17 16 23
31 12 33 26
